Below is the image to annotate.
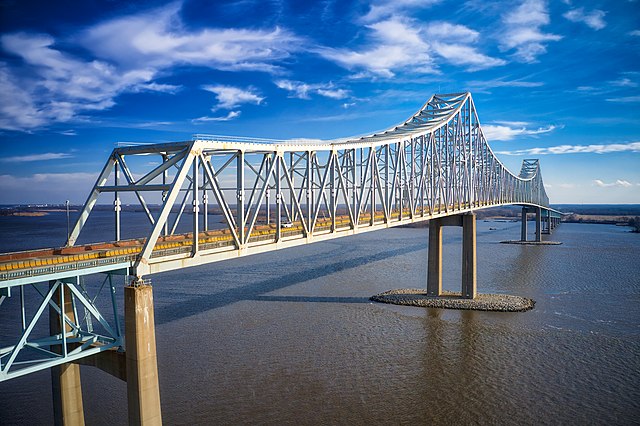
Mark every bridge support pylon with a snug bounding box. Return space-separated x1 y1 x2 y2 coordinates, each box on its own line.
125 283 162 426
50 284 85 426
521 207 543 242
427 213 476 299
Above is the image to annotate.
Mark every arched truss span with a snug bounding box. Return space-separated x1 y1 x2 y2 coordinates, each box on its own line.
67 92 552 276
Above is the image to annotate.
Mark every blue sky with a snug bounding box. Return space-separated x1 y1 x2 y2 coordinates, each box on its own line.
0 0 638 204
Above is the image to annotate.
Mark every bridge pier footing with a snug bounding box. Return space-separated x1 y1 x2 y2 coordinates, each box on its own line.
125 284 163 426
50 284 85 426
427 213 476 299
521 207 543 242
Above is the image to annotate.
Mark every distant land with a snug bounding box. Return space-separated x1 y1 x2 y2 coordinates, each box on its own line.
1 204 640 230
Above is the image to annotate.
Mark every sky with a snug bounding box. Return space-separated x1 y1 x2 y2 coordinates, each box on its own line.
0 0 638 205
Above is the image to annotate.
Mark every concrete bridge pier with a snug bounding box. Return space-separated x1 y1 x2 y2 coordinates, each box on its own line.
125 283 163 426
427 213 476 299
520 207 542 242
50 283 85 426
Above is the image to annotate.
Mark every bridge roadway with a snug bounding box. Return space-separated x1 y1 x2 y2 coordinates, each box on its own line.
0 92 563 425
0 203 561 287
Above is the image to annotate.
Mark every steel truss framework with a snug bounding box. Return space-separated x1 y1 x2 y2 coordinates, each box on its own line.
0 273 123 381
67 92 553 276
0 92 561 381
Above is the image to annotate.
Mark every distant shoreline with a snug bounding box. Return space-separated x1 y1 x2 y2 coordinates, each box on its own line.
10 212 48 217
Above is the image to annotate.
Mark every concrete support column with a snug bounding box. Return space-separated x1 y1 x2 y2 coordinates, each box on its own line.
427 219 443 296
125 284 162 426
50 283 85 426
427 214 477 299
462 214 477 299
535 207 542 242
521 208 527 241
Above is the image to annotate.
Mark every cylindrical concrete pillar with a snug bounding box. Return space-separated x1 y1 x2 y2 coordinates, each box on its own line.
462 214 477 299
521 208 527 241
427 219 442 296
125 284 162 426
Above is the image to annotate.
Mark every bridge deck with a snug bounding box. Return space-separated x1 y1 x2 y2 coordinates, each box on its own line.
0 203 562 287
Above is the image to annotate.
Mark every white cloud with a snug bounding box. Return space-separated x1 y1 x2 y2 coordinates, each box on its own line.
0 32 159 131
426 22 505 70
594 179 633 188
81 2 301 73
275 80 349 100
494 120 530 127
317 88 350 99
500 0 562 62
0 2 301 132
425 22 480 43
319 17 503 76
609 78 638 88
467 78 544 93
202 85 264 110
0 152 74 162
361 0 442 23
318 18 435 77
483 124 558 141
630 30 640 36
431 42 506 70
563 8 606 30
133 82 182 94
606 96 640 103
497 141 640 155
192 111 241 123
59 130 77 136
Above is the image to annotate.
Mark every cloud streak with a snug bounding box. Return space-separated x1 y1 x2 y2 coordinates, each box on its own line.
500 0 562 62
0 2 301 132
203 85 264 110
594 179 633 188
0 152 74 162
192 111 241 123
275 80 349 100
319 17 504 77
483 123 558 141
497 141 640 156
563 8 606 30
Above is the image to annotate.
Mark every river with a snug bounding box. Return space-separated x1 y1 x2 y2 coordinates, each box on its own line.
1 212 639 424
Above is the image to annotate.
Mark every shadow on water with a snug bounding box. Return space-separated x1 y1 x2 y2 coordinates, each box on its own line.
154 242 426 324
249 295 371 303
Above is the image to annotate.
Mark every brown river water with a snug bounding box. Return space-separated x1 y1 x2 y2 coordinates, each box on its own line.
1 214 639 425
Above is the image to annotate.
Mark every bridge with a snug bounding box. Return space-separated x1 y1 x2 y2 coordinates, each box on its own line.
0 92 562 424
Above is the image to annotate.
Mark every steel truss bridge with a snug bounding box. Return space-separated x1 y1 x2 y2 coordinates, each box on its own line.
0 92 562 423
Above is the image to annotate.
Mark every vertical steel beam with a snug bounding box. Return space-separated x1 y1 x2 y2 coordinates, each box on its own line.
306 152 312 233
330 151 336 232
192 155 199 254
276 154 282 241
114 159 121 242
161 154 168 236
237 151 245 246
